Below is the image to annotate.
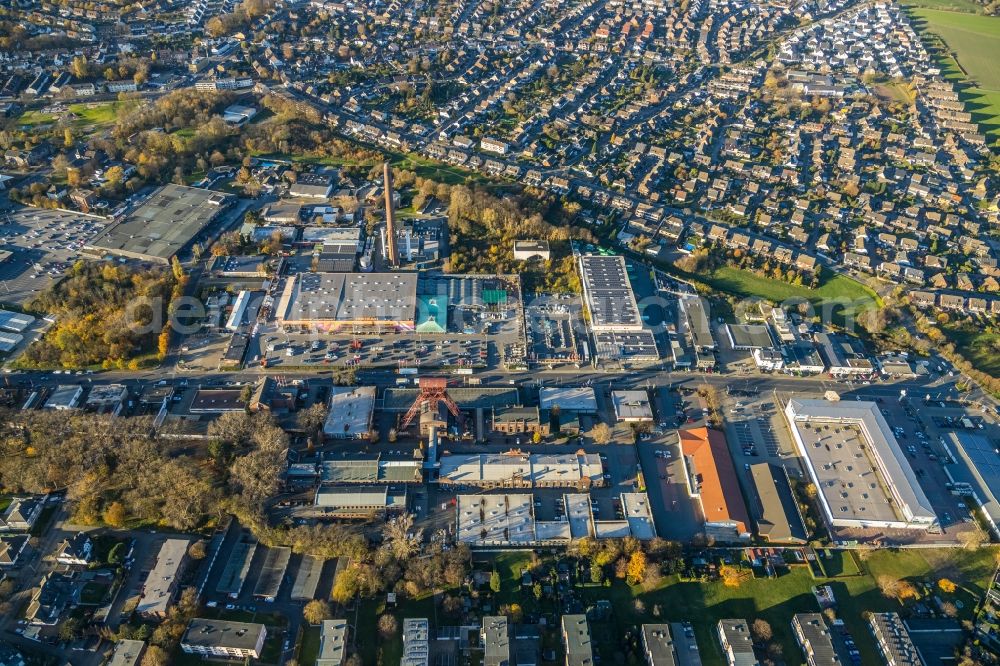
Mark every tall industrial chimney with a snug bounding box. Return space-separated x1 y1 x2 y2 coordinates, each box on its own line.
383 162 399 268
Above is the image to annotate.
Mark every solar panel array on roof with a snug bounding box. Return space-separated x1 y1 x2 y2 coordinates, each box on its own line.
593 330 659 360
579 255 643 332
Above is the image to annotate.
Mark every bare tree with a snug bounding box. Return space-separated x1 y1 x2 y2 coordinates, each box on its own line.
751 619 773 643
591 422 611 445
303 600 332 625
377 614 398 640
384 513 423 560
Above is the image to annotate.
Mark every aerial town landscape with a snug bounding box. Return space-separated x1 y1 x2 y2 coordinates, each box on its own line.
2 0 1000 663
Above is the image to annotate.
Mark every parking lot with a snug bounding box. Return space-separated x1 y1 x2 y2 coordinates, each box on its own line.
250 329 500 373
0 208 109 305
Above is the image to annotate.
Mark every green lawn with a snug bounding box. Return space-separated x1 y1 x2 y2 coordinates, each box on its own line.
299 625 321 665
911 9 1000 89
16 110 58 126
908 8 1000 141
80 580 111 605
17 101 137 134
700 266 881 327
69 101 137 126
961 87 1000 139
390 153 485 186
904 0 987 12
942 324 1000 377
819 550 863 578
356 593 439 665
573 547 996 666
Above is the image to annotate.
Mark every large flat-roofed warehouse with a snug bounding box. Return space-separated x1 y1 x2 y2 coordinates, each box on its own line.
456 492 655 546
313 485 408 518
321 457 423 484
539 387 598 414
457 494 538 546
275 272 418 331
86 184 233 264
941 431 1000 535
578 255 643 332
612 390 654 422
0 309 34 333
438 452 603 488
679 427 751 542
724 324 776 351
785 398 936 531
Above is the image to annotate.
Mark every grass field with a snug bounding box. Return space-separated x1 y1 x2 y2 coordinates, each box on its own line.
943 324 1000 377
16 110 58 126
908 8 1000 140
962 87 1000 138
904 0 988 12
912 9 1000 88
17 101 137 134
571 547 996 666
299 625 321 665
819 550 863 578
699 266 882 328
250 149 489 187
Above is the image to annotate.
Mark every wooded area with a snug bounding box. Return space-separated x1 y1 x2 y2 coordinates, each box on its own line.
18 261 176 369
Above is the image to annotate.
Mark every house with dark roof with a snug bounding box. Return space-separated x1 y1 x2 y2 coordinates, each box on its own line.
56 532 93 566
0 497 44 532
749 463 807 544
26 572 80 625
0 535 28 567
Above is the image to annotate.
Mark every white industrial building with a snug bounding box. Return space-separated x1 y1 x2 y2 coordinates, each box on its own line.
612 390 654 422
323 387 376 439
456 492 655 547
437 452 604 488
784 398 936 531
44 385 83 410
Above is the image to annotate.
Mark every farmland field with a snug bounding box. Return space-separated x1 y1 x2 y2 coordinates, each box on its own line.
911 9 1000 89
904 0 987 12
908 8 1000 140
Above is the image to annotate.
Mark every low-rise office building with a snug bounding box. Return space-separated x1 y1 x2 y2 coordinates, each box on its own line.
181 619 267 660
137 539 189 618
562 615 594 666
717 619 758 666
